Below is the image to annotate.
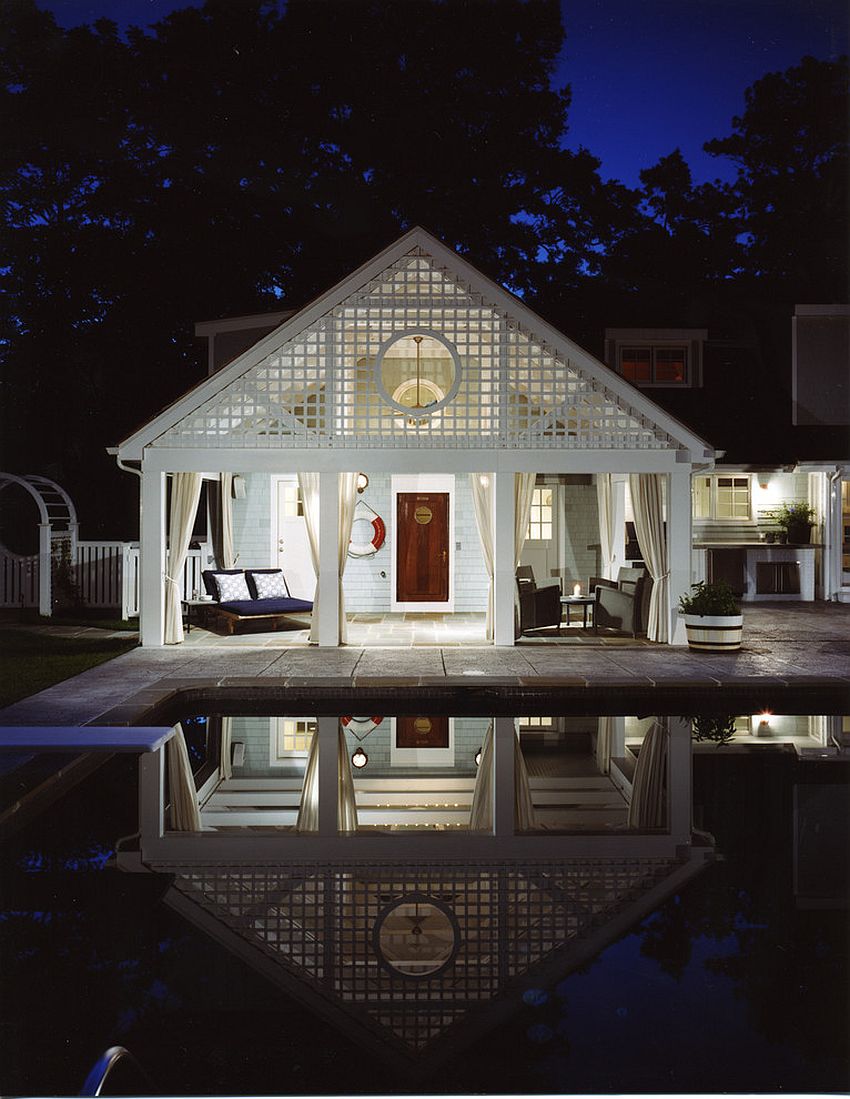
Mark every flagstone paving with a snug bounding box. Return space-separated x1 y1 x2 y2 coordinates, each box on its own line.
0 602 847 727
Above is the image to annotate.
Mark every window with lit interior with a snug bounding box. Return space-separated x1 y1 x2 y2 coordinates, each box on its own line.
693 476 752 520
375 331 460 420
620 345 688 385
527 487 553 541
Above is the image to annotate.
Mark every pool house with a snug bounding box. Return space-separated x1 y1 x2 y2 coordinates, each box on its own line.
114 227 715 648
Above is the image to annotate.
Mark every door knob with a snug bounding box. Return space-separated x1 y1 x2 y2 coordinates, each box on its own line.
278 539 285 548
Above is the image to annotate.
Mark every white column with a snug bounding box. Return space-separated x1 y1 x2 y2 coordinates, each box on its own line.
611 475 627 575
38 523 51 616
317 717 338 838
667 469 692 645
493 471 516 646
493 717 516 836
318 470 339 647
667 717 692 847
140 468 166 647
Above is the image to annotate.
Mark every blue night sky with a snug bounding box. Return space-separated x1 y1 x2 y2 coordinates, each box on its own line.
39 0 849 187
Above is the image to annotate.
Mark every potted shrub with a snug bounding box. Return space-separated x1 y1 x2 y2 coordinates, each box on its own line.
678 580 743 652
776 501 816 545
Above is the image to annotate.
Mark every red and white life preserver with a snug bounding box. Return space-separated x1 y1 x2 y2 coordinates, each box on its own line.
340 716 384 735
348 514 386 557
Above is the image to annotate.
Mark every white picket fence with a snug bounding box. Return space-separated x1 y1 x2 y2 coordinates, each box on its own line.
0 541 205 620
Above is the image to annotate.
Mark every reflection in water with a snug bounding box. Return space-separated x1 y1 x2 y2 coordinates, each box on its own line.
1 710 847 1093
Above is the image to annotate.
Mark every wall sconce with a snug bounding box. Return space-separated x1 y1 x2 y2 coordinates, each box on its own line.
232 475 247 499
474 747 482 767
356 473 369 494
351 747 369 769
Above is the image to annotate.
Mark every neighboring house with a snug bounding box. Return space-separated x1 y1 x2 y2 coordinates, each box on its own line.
113 227 713 647
604 305 850 604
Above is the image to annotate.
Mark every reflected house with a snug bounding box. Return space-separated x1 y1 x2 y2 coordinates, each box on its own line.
120 714 713 1070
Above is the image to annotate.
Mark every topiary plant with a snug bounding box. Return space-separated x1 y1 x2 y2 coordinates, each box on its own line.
678 580 740 617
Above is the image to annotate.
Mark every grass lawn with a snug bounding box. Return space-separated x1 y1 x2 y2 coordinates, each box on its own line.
0 629 138 710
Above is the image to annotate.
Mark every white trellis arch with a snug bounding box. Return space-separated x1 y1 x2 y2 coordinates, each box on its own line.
0 473 78 615
116 227 714 648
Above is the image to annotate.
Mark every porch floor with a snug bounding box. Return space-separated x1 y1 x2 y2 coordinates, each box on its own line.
178 612 646 649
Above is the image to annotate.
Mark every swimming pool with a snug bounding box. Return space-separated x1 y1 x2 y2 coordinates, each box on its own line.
1 701 848 1095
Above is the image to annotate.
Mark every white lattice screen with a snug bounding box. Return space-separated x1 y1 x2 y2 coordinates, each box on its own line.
166 857 679 1052
154 249 674 451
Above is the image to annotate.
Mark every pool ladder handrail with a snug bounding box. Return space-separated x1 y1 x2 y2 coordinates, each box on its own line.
79 1045 152 1097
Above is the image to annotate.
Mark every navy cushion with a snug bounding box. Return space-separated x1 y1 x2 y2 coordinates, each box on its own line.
245 568 292 599
202 568 243 599
218 598 313 616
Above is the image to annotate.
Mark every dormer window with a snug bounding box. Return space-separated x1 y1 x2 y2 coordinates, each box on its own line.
605 328 707 388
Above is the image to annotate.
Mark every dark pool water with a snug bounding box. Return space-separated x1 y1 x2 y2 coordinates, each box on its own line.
1 742 848 1095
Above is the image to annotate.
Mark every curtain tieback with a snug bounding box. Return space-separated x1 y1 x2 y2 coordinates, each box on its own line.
656 571 670 581
163 573 179 587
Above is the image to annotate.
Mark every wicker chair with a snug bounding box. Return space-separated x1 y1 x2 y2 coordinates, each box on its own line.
516 565 562 634
590 567 652 638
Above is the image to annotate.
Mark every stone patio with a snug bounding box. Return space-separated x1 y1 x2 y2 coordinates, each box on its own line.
0 602 847 728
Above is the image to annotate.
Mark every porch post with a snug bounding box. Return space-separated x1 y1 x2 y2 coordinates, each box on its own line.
140 467 166 647
667 716 692 847
493 472 516 646
318 470 340 647
667 469 692 645
317 717 338 837
37 523 51 616
493 717 516 836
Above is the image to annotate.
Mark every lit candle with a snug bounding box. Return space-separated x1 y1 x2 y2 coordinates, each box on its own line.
573 583 581 597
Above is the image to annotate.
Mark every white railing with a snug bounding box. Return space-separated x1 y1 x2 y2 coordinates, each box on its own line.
0 542 205 621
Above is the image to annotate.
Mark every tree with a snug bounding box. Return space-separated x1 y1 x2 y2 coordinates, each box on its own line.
705 54 849 301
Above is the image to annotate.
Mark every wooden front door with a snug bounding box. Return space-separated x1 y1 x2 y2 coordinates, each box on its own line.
397 492 449 602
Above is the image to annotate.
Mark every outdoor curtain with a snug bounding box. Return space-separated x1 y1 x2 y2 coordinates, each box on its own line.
596 473 615 580
295 724 358 833
469 721 536 831
627 720 668 830
164 472 202 644
297 472 321 643
514 473 537 631
167 722 201 832
219 716 233 781
469 473 495 640
595 715 613 775
209 472 235 569
628 473 669 643
297 473 358 644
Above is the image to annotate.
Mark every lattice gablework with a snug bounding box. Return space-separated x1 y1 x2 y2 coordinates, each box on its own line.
153 247 681 450
166 856 682 1054
155 327 329 448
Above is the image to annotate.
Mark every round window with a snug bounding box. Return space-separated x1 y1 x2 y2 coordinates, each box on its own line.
375 331 461 420
373 893 460 980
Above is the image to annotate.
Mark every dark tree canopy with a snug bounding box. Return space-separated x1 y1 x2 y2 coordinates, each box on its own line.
0 0 847 536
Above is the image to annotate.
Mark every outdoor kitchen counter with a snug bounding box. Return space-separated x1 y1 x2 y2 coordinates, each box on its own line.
692 544 819 601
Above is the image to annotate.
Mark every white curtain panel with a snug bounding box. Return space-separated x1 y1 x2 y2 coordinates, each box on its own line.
295 725 359 833
627 720 668 830
514 473 536 567
595 715 613 775
297 472 321 644
469 473 495 640
596 473 615 579
628 473 669 643
337 473 359 645
219 716 233 781
166 723 201 832
219 472 235 569
164 472 202 644
468 721 494 831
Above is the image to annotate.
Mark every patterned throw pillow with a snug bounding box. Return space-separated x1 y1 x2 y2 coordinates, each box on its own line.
250 570 289 600
211 571 251 602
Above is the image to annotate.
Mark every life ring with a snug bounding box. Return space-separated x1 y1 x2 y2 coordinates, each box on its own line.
341 716 384 735
348 513 386 557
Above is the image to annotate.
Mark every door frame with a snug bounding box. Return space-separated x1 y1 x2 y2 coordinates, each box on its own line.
270 473 315 600
391 473 455 612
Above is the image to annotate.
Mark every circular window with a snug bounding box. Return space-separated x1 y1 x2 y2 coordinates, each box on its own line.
375 331 461 420
373 893 461 980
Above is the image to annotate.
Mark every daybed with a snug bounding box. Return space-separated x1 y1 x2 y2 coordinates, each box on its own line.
201 568 313 635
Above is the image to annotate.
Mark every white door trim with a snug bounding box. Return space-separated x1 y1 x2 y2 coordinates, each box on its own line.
391 473 455 612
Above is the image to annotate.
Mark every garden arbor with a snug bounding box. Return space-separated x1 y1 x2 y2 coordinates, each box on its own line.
114 228 714 647
0 473 78 615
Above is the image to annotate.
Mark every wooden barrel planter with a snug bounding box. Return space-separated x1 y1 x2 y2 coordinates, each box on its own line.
682 613 743 652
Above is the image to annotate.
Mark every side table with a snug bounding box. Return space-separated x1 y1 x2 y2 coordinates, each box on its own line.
182 598 214 633
559 595 595 631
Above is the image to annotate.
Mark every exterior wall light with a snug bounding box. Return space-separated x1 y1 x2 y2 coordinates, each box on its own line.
356 473 369 494
351 747 369 769
474 748 482 767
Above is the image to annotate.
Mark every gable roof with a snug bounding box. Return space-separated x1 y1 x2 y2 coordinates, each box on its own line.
116 227 714 460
